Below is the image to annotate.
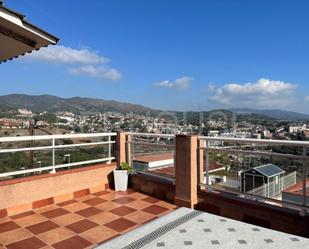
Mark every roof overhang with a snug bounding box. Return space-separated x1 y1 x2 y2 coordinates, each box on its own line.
0 2 59 63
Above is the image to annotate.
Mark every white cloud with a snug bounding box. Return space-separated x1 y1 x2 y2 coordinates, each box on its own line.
26 45 109 64
209 78 297 108
69 65 122 81
25 45 122 82
305 96 309 102
155 77 193 90
207 83 216 92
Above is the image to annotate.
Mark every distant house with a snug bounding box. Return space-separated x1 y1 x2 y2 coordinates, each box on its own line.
241 164 285 198
133 153 174 171
36 120 49 128
17 109 33 117
303 129 309 138
0 118 23 128
289 125 306 134
133 152 223 179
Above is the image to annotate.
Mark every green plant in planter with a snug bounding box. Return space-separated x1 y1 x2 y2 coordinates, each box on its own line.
118 162 133 173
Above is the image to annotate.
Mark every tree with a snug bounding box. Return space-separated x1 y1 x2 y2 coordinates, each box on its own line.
35 113 57 124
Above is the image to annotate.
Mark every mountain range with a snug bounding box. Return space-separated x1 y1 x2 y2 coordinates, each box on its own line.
0 94 157 115
0 94 308 121
230 108 309 121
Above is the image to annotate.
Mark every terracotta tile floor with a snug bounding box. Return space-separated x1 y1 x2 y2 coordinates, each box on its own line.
0 189 176 249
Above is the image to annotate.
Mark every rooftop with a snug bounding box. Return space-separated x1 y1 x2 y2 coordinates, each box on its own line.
245 164 285 177
134 153 174 163
283 178 309 196
1 2 309 248
148 162 223 178
0 1 59 63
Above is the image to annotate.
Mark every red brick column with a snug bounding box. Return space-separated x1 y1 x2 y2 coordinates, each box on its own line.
116 132 131 166
175 134 198 208
126 134 132 164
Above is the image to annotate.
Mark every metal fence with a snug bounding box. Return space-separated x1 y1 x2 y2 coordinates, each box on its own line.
126 133 176 177
198 136 309 208
11 131 303 210
0 133 116 178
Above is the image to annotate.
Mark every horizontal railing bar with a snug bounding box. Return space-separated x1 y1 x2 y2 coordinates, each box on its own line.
128 141 175 147
0 157 115 178
126 132 175 138
136 171 176 183
0 141 115 154
134 152 175 157
198 136 309 147
56 141 115 149
0 145 54 153
0 133 117 143
203 147 309 160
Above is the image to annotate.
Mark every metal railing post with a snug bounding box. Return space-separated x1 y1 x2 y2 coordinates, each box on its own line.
51 138 56 173
107 135 111 164
205 140 210 186
130 136 134 167
302 146 307 206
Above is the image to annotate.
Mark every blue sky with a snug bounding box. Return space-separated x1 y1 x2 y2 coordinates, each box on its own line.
1 0 309 113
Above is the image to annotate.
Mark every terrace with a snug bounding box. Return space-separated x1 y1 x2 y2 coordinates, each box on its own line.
0 132 309 248
0 188 175 249
1 2 309 248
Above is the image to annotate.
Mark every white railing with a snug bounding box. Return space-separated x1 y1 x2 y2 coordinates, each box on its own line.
128 132 175 149
126 133 176 174
0 132 117 178
198 136 309 147
126 132 175 138
198 136 309 208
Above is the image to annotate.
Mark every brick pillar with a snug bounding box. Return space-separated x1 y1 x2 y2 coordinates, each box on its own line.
116 132 126 166
126 134 132 165
175 134 198 208
116 132 131 166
